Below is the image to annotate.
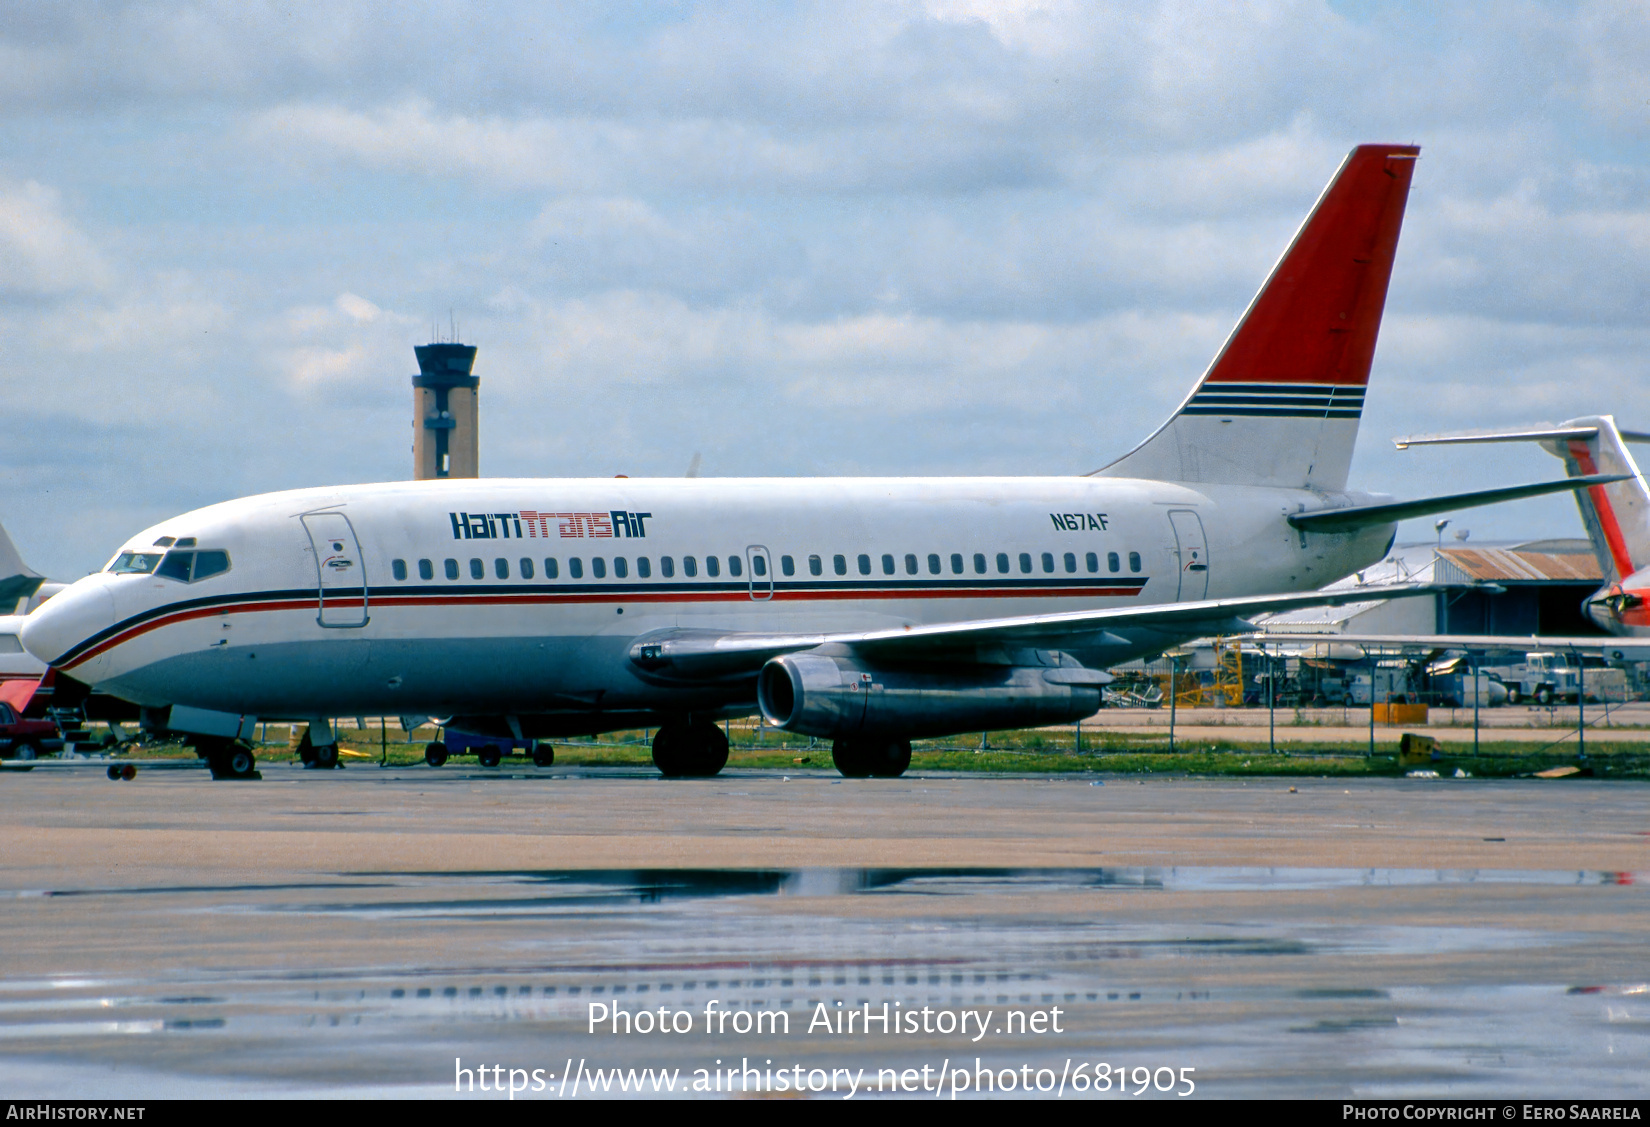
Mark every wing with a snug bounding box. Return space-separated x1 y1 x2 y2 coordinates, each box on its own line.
627 584 1432 682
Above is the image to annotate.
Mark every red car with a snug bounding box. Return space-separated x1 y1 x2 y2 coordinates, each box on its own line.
0 699 62 761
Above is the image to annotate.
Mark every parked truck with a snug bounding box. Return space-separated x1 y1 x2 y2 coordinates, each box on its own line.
1489 652 1629 705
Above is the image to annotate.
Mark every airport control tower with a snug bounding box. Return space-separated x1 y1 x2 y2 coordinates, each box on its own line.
412 342 479 479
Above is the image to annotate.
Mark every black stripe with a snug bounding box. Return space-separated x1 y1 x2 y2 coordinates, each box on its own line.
58 577 1154 664
1181 406 1363 419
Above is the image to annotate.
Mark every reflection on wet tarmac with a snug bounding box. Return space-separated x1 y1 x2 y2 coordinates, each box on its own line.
0 863 1646 1097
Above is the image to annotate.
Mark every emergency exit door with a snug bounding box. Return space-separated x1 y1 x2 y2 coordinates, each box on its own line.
1168 510 1209 601
301 511 369 627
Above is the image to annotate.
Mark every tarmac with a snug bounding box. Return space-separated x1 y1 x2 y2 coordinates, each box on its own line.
0 762 1646 1099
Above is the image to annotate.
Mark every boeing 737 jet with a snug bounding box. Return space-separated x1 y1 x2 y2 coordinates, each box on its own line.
19 144 1618 779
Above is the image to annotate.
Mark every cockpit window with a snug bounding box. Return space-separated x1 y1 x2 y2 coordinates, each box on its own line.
193 550 230 580
156 551 193 582
152 549 232 583
152 536 176 548
108 551 163 575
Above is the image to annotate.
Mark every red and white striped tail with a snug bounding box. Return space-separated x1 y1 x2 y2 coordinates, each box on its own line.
1096 143 1419 491
1546 417 1650 586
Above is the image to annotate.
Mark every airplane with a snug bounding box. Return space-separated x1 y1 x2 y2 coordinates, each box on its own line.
18 143 1622 781
1395 415 1650 636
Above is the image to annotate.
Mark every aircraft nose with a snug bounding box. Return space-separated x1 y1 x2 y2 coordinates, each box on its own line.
19 581 116 666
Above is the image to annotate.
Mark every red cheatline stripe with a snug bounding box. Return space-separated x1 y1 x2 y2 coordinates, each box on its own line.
60 585 1147 671
1569 440 1636 579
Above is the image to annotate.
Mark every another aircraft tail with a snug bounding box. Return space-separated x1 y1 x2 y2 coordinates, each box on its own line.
1541 416 1650 586
1095 143 1419 491
0 523 45 612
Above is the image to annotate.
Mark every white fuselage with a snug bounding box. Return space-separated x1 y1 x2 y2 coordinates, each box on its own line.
21 476 1394 730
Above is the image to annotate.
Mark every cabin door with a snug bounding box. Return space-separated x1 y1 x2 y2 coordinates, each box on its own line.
1167 510 1209 601
301 511 369 627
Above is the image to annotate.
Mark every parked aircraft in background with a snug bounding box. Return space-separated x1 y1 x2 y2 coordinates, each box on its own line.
1397 415 1650 637
18 144 1618 780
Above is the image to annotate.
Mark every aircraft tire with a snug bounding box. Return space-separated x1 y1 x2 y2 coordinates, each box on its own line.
477 746 502 768
831 740 872 778
107 765 122 781
685 720 729 777
531 744 556 768
653 721 728 777
312 743 340 770
868 738 912 778
424 742 448 768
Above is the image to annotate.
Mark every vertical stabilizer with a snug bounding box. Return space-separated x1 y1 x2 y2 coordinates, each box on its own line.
1095 143 1419 490
1542 416 1650 586
0 523 46 611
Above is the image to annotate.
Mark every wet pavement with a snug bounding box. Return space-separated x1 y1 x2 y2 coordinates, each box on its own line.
0 765 1646 1098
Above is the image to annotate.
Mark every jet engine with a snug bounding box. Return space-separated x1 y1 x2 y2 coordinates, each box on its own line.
756 651 1108 740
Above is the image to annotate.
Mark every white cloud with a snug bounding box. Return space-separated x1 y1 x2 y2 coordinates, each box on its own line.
0 180 110 298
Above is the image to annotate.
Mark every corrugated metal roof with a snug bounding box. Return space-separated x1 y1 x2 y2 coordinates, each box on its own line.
1436 546 1601 583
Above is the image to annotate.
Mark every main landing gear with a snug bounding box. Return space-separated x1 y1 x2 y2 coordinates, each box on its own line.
831 737 912 778
196 737 260 780
295 729 340 770
651 719 729 778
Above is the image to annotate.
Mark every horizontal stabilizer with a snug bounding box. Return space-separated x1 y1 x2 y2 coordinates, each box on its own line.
1395 426 1650 448
1286 474 1628 533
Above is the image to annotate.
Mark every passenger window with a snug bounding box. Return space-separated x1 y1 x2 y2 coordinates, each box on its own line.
520 558 535 580
727 556 741 577
545 558 559 579
857 554 871 576
392 559 408 581
952 553 964 575
636 557 651 578
780 555 794 576
833 554 847 576
1108 552 1120 573
1019 552 1033 574
418 559 434 580
469 558 484 580
752 555 767 577
592 558 607 579
1128 551 1141 573
494 558 509 580
445 558 459 580
996 552 1010 574
613 557 628 579
569 558 584 579
1063 552 1077 573
684 556 698 577
706 556 720 578
192 550 230 581
1041 552 1054 574
808 555 822 577
660 556 674 578
881 554 895 575
1085 552 1098 574
973 553 986 574
156 550 193 582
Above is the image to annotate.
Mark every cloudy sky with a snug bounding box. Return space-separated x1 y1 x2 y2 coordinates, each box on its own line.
2 1 1647 577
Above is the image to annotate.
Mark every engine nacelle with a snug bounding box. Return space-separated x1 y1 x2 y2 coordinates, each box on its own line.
757 651 1106 740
